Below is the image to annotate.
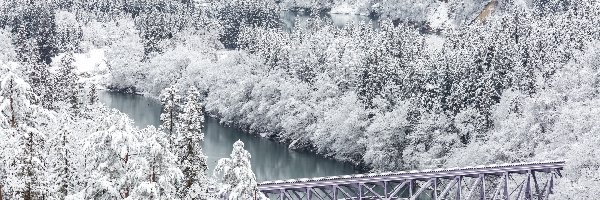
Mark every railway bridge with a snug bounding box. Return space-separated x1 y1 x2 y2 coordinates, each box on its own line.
257 160 565 200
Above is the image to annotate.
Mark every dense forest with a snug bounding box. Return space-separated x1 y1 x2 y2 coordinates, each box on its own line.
1 0 600 199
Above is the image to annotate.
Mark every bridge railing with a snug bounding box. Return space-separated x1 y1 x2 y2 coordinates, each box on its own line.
258 160 565 200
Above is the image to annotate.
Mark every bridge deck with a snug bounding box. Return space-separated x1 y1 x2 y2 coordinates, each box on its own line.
258 160 565 200
259 160 564 190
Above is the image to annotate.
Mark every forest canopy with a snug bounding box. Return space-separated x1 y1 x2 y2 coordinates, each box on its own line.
1 0 600 199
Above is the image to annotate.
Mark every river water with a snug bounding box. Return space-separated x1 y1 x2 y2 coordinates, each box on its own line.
99 91 358 182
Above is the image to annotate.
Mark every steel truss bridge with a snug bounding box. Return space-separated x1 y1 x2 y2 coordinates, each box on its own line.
258 160 564 200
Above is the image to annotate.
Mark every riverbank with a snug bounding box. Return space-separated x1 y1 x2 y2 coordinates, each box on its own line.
99 91 360 181
65 1 600 198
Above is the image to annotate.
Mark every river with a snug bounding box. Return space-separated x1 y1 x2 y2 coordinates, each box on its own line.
99 91 359 182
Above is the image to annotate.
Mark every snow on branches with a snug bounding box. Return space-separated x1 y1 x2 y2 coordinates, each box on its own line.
214 140 263 200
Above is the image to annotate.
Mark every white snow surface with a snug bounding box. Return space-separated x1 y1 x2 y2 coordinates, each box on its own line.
427 2 452 30
50 48 109 87
51 48 108 74
425 35 445 53
330 2 370 16
73 48 108 74
330 3 358 15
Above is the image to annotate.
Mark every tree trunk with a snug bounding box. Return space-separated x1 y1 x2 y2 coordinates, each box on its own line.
62 133 69 197
9 79 16 128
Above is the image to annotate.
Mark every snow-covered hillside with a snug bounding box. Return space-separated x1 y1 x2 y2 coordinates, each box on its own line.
1 0 600 199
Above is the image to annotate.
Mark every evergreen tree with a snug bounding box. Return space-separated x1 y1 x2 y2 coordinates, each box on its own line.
215 140 261 200
10 1 58 65
0 65 34 129
83 114 144 199
89 83 99 105
0 66 48 200
177 87 208 199
133 127 182 199
9 1 58 109
70 83 84 115
58 50 78 101
47 116 76 199
14 124 48 200
159 85 181 147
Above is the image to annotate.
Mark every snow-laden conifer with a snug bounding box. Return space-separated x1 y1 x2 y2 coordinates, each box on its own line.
159 85 181 147
0 64 49 199
132 126 182 199
177 87 208 199
215 140 263 200
89 83 99 105
82 114 144 199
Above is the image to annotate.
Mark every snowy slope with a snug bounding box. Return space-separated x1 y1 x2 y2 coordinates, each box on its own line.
51 48 109 87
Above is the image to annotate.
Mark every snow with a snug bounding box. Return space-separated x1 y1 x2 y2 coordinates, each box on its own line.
427 2 452 30
2 1 600 199
424 35 445 53
73 48 108 74
193 0 211 8
50 48 109 87
330 3 358 15
330 2 370 16
51 48 107 74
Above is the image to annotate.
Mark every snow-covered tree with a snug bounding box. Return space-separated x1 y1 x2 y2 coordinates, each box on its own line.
89 83 99 105
132 126 182 199
55 50 83 113
312 92 368 164
362 101 412 172
10 1 58 65
214 140 262 200
0 64 34 129
48 116 76 199
403 111 458 169
0 29 17 62
105 19 144 92
0 64 49 199
71 83 84 115
83 114 145 199
159 85 181 147
176 87 208 199
54 10 82 52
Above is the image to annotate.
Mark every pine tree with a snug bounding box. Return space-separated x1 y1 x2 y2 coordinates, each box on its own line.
159 85 181 147
58 50 80 108
10 1 58 109
10 1 57 65
0 66 34 129
83 114 144 199
15 125 48 200
70 83 84 116
57 128 72 198
0 67 48 199
177 87 208 199
215 140 261 200
89 84 99 105
132 127 182 199
24 62 51 109
48 118 75 199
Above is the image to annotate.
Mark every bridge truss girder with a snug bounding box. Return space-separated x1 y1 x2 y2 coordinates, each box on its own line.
259 161 564 200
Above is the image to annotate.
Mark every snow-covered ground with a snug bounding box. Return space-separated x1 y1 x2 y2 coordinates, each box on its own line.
51 48 109 87
427 2 452 30
330 3 359 15
330 2 370 16
72 48 108 74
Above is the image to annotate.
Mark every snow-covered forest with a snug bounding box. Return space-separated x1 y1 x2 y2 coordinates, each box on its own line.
1 0 600 199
